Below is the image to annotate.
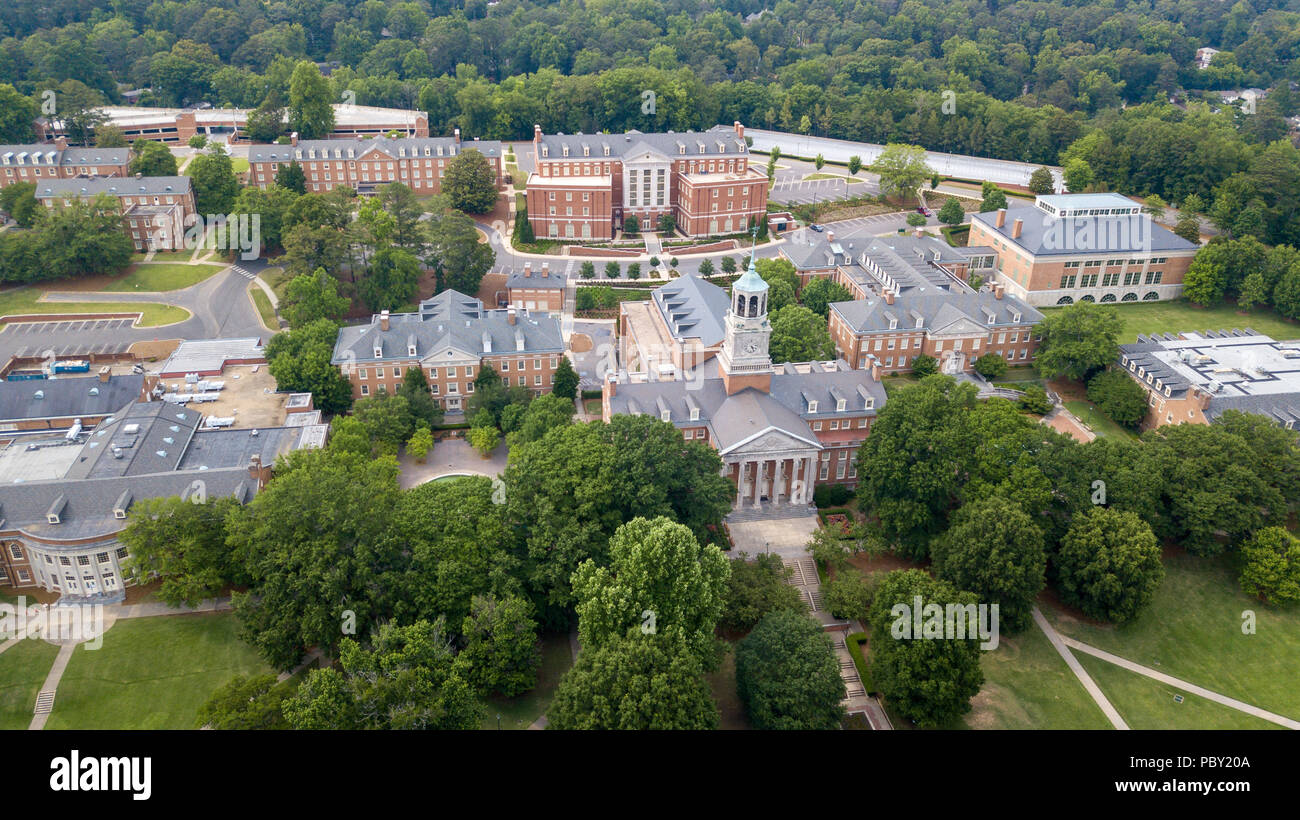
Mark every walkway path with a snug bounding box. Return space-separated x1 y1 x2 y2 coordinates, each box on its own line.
1032 607 1128 730
1059 635 1300 730
28 642 75 730
116 597 233 619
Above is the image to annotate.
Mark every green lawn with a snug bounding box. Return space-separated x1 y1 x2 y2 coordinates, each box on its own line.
963 621 1112 730
1064 399 1140 441
132 249 196 263
1041 299 1300 344
249 284 277 328
478 630 573 730
1076 654 1282 730
104 262 224 292
44 614 273 730
1044 552 1300 721
0 639 61 730
231 157 250 174
0 286 190 326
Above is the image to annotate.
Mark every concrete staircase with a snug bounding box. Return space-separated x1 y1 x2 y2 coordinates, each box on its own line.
726 502 818 523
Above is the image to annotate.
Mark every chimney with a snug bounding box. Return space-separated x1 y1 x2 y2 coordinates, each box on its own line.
1011 218 1023 239
98 365 111 383
534 124 542 142
54 136 68 150
289 131 299 146
883 290 895 305
453 127 461 144
523 261 532 278
541 261 549 278
507 307 517 325
995 208 1006 228
734 121 744 139
379 309 390 332
993 283 1005 300
870 359 882 382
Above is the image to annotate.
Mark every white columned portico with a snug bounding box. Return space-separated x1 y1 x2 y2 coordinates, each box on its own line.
775 459 785 505
752 458 763 506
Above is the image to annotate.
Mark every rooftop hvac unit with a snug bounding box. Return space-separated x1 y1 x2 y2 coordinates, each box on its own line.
1207 381 1224 393
205 417 235 428
185 373 200 384
123 424 140 434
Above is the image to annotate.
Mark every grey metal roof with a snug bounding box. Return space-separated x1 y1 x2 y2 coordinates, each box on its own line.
66 400 204 480
0 144 130 167
0 374 142 423
175 426 311 472
248 136 503 164
34 175 192 200
652 274 732 347
829 289 1042 334
331 290 564 365
969 202 1197 256
505 269 564 290
160 338 264 375
537 125 747 162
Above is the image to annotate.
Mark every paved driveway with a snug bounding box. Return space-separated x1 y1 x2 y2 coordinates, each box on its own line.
0 267 268 362
398 438 509 489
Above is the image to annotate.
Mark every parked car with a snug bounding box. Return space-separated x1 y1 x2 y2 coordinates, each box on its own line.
916 206 933 216
809 223 825 232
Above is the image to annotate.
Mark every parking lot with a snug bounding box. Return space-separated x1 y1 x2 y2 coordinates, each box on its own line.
0 318 138 357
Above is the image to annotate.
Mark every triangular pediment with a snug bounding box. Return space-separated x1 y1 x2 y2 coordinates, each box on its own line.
421 343 479 363
721 425 821 456
930 316 987 337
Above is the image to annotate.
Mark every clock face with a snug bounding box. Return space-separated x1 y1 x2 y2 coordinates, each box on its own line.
744 342 760 354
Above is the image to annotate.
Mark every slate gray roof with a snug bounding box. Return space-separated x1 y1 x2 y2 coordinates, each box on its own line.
34 176 192 200
0 374 142 423
0 145 130 168
537 125 747 162
65 400 204 480
331 290 564 365
176 426 314 472
0 468 255 541
970 202 1196 256
248 136 503 164
652 273 732 347
829 289 1042 334
606 360 885 454
505 269 564 290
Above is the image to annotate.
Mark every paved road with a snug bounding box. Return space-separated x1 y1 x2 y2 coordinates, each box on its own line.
748 128 1064 191
0 266 268 362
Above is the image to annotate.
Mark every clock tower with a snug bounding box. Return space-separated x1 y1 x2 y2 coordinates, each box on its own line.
719 254 773 394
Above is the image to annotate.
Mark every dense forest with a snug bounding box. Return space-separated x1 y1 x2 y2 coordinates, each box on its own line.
1 1 1299 238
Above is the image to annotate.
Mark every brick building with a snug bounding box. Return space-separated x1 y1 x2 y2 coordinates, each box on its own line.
968 193 1199 307
505 261 566 312
248 132 502 196
331 290 564 413
525 122 767 241
37 104 429 145
34 176 197 252
604 262 887 510
1118 330 1300 430
0 138 130 190
828 285 1043 376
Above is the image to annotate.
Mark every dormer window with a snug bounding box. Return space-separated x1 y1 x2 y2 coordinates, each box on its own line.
836 398 846 412
408 343 417 356
690 407 699 421
866 397 875 409
373 345 383 358
808 400 819 413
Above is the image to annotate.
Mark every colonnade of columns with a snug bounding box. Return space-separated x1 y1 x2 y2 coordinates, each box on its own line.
728 454 817 509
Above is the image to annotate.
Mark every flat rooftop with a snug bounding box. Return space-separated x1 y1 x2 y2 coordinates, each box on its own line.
159 338 264 376
0 437 83 483
1132 333 1300 398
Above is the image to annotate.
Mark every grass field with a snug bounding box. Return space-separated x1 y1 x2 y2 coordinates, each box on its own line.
1064 399 1140 440
0 286 190 326
231 157 250 174
249 284 277 328
103 262 224 292
131 249 196 263
1076 654 1282 730
1045 551 1300 721
0 639 61 730
478 631 573 730
964 622 1112 730
44 614 272 730
1041 299 1300 344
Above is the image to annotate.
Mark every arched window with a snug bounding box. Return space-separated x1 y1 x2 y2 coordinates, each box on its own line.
748 295 759 316
735 295 745 314
1056 296 1074 305
1121 292 1138 302
1079 294 1095 302
1143 291 1160 301
1100 293 1117 302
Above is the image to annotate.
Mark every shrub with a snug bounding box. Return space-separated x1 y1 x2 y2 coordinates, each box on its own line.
973 353 1008 379
911 353 938 377
1019 384 1053 414
813 484 854 508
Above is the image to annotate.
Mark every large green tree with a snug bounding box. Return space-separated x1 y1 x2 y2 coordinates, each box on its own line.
1086 368 1149 429
129 140 178 177
931 497 1045 632
1035 301 1121 382
120 496 243 608
1054 507 1164 624
873 143 930 203
265 318 355 414
769 304 835 363
735 609 846 730
443 148 499 214
868 570 985 727
188 147 240 214
287 61 335 139
427 207 494 295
